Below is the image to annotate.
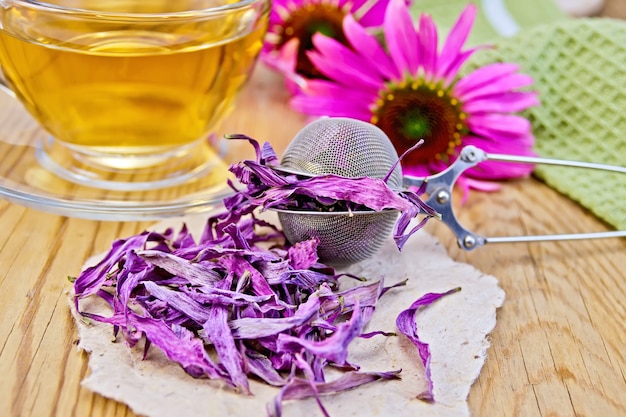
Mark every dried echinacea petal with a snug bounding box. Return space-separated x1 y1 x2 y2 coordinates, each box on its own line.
396 287 462 401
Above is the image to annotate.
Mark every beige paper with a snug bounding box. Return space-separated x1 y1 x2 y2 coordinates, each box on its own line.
72 215 504 417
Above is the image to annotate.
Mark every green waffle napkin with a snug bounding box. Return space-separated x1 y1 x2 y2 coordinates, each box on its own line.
463 18 626 231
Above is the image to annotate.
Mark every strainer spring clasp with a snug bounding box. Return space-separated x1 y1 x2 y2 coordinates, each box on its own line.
403 145 626 251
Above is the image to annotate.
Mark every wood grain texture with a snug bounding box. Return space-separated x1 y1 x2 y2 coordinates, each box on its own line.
431 180 626 417
1 4 626 416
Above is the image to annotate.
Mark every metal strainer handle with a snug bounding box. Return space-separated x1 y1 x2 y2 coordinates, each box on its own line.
404 145 626 251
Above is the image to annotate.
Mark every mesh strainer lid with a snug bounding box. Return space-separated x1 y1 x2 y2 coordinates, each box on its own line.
463 18 626 231
280 117 403 190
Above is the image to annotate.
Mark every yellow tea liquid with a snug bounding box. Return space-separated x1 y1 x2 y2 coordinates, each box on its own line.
0 6 267 155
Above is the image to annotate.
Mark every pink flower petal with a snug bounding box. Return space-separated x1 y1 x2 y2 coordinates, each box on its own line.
459 176 503 191
402 158 448 178
466 113 533 138
455 177 501 200
354 0 392 27
467 159 535 180
463 91 540 114
457 73 535 102
384 0 419 76
485 131 535 148
300 79 376 102
311 32 385 85
442 46 484 87
343 14 400 79
454 62 520 97
269 1 291 25
340 0 359 8
418 14 438 81
261 38 306 94
296 79 377 114
436 4 477 80
463 133 536 154
461 134 536 179
290 95 373 119
308 36 381 90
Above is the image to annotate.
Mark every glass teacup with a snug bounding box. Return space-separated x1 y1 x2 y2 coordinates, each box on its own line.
0 0 269 190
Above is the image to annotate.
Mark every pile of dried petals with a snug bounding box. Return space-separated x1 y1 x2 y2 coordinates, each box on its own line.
73 136 457 416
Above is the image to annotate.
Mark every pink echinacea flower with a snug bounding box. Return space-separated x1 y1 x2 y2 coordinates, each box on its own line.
262 0 408 90
290 0 540 191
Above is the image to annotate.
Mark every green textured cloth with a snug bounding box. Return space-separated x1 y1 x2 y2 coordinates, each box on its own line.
463 19 626 231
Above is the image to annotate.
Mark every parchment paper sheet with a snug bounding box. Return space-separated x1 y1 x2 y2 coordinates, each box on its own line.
72 214 505 417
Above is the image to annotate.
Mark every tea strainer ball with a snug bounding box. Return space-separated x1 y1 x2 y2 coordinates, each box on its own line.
275 117 403 266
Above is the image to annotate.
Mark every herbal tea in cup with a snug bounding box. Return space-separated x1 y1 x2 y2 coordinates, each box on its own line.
0 0 269 189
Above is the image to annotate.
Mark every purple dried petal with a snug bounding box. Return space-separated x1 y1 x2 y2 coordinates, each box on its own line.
261 141 279 165
223 223 253 250
203 291 251 393
129 314 227 381
74 232 151 301
400 190 439 217
319 280 384 316
182 286 290 313
172 223 196 249
79 310 125 328
256 259 291 282
229 287 323 339
287 239 320 270
393 213 431 250
291 352 329 416
277 299 366 365
282 369 401 400
117 252 154 327
250 175 414 213
218 255 277 297
268 370 401 417
270 269 336 289
136 250 224 285
244 351 288 386
395 287 461 401
380 279 408 297
143 281 212 324
186 244 281 265
138 298 191 327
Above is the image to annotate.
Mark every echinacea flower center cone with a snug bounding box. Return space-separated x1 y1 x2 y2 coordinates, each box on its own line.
279 4 347 78
371 81 466 165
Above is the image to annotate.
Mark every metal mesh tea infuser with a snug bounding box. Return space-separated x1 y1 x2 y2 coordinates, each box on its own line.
274 118 626 265
274 118 403 265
